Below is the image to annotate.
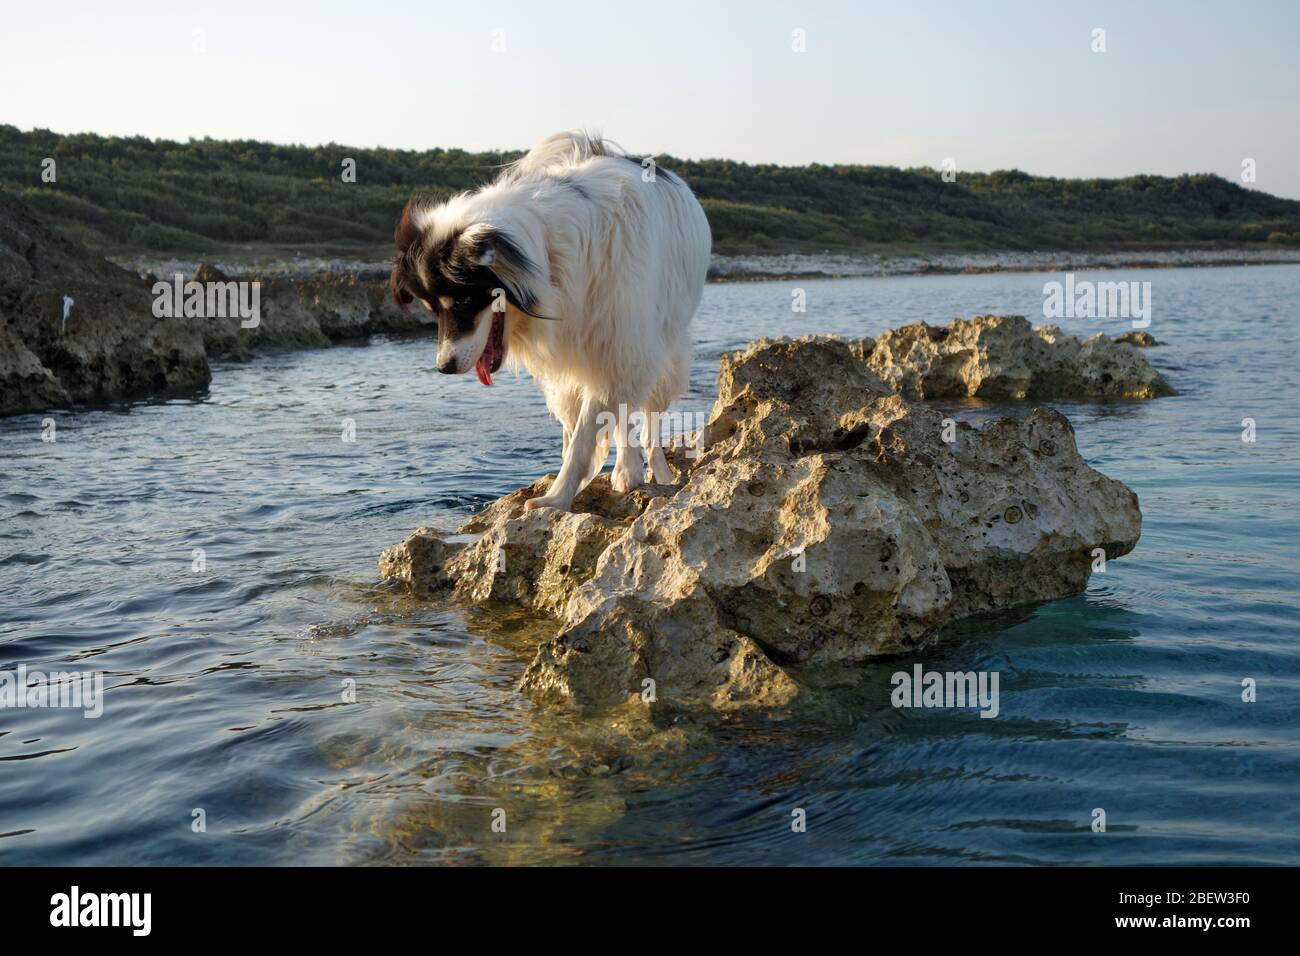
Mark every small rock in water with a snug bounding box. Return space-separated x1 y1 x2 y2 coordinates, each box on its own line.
866 314 1174 399
1115 329 1161 347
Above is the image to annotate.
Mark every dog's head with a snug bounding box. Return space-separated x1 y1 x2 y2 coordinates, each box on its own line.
390 198 543 385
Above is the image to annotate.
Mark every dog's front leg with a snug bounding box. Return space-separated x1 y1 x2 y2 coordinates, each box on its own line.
525 395 604 512
610 410 644 494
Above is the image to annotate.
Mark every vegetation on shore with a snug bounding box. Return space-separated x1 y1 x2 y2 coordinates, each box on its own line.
3 124 1299 257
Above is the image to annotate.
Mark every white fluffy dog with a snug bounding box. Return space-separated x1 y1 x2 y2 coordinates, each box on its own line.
390 131 711 512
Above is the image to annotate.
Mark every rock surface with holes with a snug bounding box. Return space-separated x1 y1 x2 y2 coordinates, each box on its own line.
381 334 1143 714
864 314 1175 400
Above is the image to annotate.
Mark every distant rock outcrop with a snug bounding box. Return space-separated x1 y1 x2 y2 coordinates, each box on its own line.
191 263 434 360
381 336 1143 714
863 314 1175 400
0 191 209 416
0 189 438 414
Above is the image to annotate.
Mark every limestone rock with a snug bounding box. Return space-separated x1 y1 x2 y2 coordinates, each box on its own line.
378 475 673 614
865 314 1175 400
382 334 1144 716
377 527 462 597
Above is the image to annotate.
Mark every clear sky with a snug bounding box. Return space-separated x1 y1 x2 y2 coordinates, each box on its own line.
3 0 1298 196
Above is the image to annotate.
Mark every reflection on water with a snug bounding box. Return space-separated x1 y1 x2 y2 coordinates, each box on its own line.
2 265 1299 865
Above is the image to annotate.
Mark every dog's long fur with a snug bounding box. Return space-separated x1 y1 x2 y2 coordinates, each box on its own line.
390 131 711 511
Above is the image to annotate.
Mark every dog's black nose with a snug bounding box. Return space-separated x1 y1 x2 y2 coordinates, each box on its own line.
437 357 457 374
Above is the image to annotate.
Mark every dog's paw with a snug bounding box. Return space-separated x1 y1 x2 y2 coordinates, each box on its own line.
610 462 643 494
524 494 572 512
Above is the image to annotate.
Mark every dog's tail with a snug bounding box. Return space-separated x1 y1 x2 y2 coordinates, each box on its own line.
512 129 621 175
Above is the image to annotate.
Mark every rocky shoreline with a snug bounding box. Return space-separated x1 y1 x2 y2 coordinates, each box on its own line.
1 182 1208 416
114 245 1300 286
708 246 1300 281
0 189 438 415
186 264 432 361
381 322 1169 715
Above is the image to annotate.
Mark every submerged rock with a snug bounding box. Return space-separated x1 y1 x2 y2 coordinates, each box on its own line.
382 335 1143 715
0 191 209 416
1115 330 1161 347
864 314 1175 400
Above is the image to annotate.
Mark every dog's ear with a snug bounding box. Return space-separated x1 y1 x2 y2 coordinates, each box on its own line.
459 226 549 318
391 198 429 309
390 257 415 309
394 198 425 253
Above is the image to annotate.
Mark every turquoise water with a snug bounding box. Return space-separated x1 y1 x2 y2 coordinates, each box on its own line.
1 264 1297 865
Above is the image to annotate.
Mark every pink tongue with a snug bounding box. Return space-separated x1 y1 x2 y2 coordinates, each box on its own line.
475 356 493 386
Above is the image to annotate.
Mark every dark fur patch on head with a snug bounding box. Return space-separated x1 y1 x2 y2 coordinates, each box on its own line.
443 227 545 317
390 193 551 319
441 280 499 339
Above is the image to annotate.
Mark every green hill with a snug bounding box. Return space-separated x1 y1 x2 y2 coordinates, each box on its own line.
3 124 1299 257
